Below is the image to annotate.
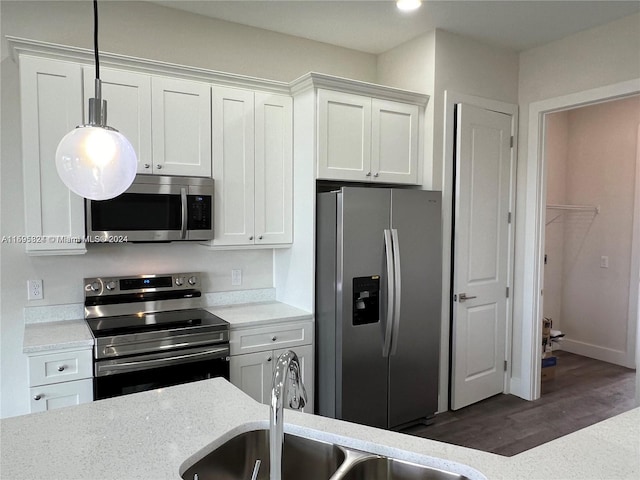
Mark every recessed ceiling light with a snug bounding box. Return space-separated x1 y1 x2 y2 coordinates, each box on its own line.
397 0 422 12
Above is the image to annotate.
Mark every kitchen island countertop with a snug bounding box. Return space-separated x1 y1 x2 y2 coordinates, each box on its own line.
1 378 638 480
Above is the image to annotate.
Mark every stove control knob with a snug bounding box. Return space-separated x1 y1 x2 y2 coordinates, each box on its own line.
188 276 198 286
175 277 184 286
89 281 101 292
105 281 117 291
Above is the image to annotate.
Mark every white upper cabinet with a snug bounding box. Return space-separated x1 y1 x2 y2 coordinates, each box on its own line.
371 98 420 184
83 67 152 174
212 86 255 246
152 77 212 177
20 56 86 255
318 89 372 181
254 92 293 245
318 89 420 184
85 68 212 177
212 86 292 247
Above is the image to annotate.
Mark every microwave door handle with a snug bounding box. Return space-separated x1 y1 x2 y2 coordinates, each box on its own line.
180 187 188 239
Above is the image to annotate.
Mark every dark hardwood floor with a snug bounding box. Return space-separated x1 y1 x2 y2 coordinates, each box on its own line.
402 351 636 456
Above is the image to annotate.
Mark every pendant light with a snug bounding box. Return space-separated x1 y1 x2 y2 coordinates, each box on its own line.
55 0 137 201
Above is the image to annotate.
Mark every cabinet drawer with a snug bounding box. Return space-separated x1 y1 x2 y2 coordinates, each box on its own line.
28 349 93 387
30 378 93 413
230 321 312 355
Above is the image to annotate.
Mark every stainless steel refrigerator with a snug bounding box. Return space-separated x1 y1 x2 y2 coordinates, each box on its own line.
316 186 441 429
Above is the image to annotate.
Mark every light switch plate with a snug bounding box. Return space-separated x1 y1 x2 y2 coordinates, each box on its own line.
600 256 609 268
231 269 242 286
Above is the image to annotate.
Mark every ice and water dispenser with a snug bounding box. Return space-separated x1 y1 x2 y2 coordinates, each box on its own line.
352 276 380 325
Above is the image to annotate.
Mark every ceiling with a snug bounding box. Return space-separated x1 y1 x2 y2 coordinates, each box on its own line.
147 1 640 54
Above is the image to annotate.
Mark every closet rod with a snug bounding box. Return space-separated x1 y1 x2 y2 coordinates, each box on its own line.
546 204 600 214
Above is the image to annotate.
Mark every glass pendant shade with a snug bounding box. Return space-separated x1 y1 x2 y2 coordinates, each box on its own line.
55 125 137 200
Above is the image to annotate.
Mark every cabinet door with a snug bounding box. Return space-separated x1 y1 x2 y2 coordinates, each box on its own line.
274 344 314 413
317 89 371 182
230 351 273 404
212 86 255 246
19 56 86 255
371 99 420 185
152 77 211 177
255 93 293 245
83 67 152 174
30 379 93 413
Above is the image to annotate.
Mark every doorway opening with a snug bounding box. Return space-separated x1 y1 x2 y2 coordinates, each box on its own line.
521 78 640 405
540 96 639 407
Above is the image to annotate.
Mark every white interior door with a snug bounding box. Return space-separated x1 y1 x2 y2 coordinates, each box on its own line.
451 103 513 410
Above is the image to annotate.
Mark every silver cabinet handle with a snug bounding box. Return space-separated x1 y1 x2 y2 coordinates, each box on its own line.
144 163 150 169
267 356 272 362
249 236 254 241
365 171 371 177
374 172 379 177
271 336 277 341
57 365 65 372
156 164 163 169
458 293 477 302
33 395 42 401
258 235 263 240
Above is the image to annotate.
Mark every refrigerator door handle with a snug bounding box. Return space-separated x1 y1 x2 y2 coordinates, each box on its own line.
390 228 402 356
383 229 395 357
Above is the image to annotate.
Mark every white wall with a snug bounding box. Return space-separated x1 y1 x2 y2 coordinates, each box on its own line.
561 97 639 365
513 12 640 394
0 1 377 418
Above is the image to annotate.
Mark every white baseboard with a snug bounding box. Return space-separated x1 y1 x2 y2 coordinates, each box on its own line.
561 339 634 368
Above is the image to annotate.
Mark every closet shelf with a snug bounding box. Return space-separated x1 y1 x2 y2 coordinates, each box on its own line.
545 204 600 225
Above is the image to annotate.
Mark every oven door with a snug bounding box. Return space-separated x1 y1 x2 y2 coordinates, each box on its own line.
94 344 230 400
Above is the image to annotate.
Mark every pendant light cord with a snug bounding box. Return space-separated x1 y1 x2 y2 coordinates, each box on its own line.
94 0 100 80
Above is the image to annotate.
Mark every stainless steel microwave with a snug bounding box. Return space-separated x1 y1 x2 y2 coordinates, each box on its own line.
85 175 214 242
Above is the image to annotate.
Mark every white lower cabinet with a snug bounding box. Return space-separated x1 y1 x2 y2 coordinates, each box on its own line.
229 321 313 413
29 379 93 413
27 348 93 413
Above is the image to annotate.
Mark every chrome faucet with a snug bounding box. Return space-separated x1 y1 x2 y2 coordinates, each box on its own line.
269 350 307 480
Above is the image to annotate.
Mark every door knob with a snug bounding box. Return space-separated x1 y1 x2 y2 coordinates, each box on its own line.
457 293 477 302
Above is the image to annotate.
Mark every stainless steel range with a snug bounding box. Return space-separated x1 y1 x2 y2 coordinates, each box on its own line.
84 272 230 400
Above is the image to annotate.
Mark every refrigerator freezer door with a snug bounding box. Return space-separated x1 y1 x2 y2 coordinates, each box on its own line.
388 189 441 428
337 187 391 428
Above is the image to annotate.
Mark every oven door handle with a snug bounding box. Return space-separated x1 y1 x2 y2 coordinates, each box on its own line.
96 346 229 376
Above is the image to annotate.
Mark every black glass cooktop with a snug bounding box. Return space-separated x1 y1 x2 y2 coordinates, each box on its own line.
86 308 228 338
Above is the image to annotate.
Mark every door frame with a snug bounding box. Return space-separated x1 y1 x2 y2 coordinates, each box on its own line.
440 91 518 413
518 78 640 402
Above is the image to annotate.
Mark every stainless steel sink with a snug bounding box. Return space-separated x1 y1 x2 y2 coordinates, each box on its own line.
181 428 480 480
181 429 345 480
337 456 471 480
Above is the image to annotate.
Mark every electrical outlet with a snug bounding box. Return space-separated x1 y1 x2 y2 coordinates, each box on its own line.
231 269 242 286
27 279 43 300
600 256 609 268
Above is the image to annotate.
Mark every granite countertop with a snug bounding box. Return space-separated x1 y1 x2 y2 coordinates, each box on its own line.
207 301 312 328
23 319 94 354
1 378 638 480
